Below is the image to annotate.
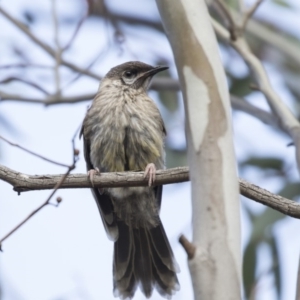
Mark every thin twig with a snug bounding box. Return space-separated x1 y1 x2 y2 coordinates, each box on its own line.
0 76 50 95
0 63 53 70
0 7 101 81
0 168 71 248
0 90 95 104
230 95 285 133
213 0 238 40
241 0 264 33
0 131 80 249
51 0 61 96
62 13 87 52
211 18 300 175
0 134 70 168
0 77 180 105
62 45 110 91
0 7 180 89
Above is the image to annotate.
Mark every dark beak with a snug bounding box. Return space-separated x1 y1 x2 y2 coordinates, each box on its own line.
134 65 169 90
142 66 169 78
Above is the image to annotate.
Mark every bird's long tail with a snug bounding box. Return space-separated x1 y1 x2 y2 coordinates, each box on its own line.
113 219 180 299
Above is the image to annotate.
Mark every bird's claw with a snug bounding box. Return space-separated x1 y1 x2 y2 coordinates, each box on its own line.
88 167 100 187
144 163 156 186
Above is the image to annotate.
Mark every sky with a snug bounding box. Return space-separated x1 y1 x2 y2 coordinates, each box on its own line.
1 0 300 300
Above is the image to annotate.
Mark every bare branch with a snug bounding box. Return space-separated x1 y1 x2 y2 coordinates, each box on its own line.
179 235 196 259
61 46 111 91
0 88 289 137
213 0 238 40
246 18 300 70
0 76 180 105
0 91 95 104
0 76 50 95
1 164 300 219
62 13 87 52
212 18 300 174
0 135 70 168
241 0 264 33
0 7 101 81
51 0 62 95
0 167 70 247
0 7 179 93
151 77 180 91
230 95 286 133
0 131 80 249
0 8 55 57
0 63 53 70
88 0 164 32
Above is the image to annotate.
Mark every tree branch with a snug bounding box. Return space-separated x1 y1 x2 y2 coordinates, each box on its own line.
0 7 177 93
1 164 299 218
0 77 180 105
230 95 286 133
240 0 264 33
0 130 80 249
0 135 70 167
214 0 238 40
212 17 300 174
0 76 50 95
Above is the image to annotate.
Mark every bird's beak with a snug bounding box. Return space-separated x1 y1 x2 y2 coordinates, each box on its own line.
141 66 169 78
134 65 169 90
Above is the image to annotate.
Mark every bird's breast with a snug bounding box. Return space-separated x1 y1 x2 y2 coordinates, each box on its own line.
88 93 164 173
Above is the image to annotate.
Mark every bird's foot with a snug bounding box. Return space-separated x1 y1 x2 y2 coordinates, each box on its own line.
87 167 100 187
144 163 156 186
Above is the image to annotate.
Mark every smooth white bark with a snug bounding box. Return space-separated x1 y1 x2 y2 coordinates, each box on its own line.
156 0 241 299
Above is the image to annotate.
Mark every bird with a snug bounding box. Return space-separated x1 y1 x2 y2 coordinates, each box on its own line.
80 61 179 299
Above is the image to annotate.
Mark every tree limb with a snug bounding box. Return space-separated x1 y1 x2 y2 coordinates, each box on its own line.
240 0 264 33
1 164 299 218
230 95 286 133
0 7 177 93
212 17 300 175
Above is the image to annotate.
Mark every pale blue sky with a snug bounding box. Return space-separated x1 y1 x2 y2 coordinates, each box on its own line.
1 0 300 299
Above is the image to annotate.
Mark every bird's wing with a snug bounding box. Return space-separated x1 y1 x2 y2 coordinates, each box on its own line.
154 185 163 211
81 124 118 241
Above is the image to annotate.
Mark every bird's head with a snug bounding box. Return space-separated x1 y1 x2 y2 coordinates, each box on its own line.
104 61 168 91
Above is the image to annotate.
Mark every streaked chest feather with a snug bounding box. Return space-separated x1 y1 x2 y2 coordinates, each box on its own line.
86 86 164 172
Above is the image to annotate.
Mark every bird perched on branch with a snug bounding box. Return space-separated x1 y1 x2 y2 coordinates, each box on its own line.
80 61 179 299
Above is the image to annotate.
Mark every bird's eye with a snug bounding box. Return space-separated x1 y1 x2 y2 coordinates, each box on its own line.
124 70 137 79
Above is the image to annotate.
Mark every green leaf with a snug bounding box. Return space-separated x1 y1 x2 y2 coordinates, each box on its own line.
250 208 285 244
278 182 300 200
241 157 284 171
243 209 285 299
158 90 179 112
229 75 252 97
272 0 293 8
268 235 281 299
243 204 256 223
243 238 258 298
155 61 179 112
165 147 187 168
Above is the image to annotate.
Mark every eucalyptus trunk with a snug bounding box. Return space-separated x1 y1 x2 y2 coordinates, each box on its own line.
156 0 242 299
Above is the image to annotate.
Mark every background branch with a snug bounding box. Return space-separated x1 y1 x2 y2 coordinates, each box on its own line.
0 135 69 167
230 95 286 133
211 16 300 175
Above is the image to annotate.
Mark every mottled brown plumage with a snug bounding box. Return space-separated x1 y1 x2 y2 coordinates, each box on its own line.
81 61 179 299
